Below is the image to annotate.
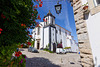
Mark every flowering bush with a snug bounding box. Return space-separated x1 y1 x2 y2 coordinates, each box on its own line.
10 54 26 67
0 0 43 66
57 44 63 48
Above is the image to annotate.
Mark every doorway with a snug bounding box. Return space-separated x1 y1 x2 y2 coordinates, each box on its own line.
37 41 40 49
53 43 56 52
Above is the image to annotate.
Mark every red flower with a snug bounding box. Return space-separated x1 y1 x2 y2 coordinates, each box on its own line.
27 42 31 46
37 15 41 20
0 28 3 31
21 24 24 26
1 13 6 19
0 32 1 34
15 52 20 57
18 51 22 55
40 1 43 4
39 4 42 7
43 19 46 22
35 5 38 8
39 0 41 1
29 35 32 38
15 51 22 57
36 0 38 1
23 24 26 26
21 44 23 48
15 53 20 57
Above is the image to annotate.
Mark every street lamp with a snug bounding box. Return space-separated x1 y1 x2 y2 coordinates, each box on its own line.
55 1 62 14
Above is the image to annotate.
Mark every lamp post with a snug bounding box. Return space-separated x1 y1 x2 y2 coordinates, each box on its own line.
55 1 62 14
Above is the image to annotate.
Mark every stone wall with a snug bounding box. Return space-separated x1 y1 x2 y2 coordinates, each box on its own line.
71 0 94 67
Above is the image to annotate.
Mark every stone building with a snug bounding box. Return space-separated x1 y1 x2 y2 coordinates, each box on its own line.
70 0 100 67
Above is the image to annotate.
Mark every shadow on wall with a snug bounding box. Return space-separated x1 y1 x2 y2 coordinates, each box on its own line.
26 57 60 67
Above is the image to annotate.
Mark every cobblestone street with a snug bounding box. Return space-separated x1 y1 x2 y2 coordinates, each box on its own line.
20 48 81 67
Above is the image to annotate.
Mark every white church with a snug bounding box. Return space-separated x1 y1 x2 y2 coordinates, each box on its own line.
32 10 78 52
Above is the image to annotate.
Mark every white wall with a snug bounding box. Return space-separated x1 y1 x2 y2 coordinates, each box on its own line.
40 27 43 48
55 25 68 48
56 25 62 43
86 12 100 67
32 28 36 40
71 39 78 52
44 27 49 48
81 0 88 5
51 27 56 51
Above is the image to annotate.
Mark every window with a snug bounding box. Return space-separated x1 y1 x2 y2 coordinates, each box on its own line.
56 30 58 33
37 27 40 35
94 0 100 6
96 0 100 5
52 18 53 24
53 39 54 41
53 33 54 36
59 28 61 35
53 28 54 31
70 40 73 45
46 18 47 25
88 0 100 15
65 32 67 36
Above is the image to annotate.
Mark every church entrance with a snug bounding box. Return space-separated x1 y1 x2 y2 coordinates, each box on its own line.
53 43 56 52
37 41 40 49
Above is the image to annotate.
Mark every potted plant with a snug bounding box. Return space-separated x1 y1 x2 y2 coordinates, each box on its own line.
83 2 88 10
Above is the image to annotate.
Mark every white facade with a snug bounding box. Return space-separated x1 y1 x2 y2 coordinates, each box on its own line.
81 0 100 66
32 11 78 52
86 13 100 67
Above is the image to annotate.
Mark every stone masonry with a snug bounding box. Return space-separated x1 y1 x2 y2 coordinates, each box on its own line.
70 0 94 67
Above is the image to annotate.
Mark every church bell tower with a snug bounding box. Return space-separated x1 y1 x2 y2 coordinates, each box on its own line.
43 10 55 26
43 10 57 51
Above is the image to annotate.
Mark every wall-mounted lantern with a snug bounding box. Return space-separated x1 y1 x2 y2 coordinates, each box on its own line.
55 1 62 14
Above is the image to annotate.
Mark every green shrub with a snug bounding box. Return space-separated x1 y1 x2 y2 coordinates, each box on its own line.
64 47 71 49
43 48 53 53
31 41 35 47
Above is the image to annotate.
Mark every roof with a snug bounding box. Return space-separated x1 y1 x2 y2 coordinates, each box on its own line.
44 10 55 18
55 24 71 33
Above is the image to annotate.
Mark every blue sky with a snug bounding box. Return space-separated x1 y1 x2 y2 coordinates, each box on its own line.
30 0 78 43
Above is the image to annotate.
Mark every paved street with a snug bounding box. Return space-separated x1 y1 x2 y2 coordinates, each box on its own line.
20 48 81 67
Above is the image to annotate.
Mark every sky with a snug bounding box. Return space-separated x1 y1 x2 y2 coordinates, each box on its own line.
30 0 78 43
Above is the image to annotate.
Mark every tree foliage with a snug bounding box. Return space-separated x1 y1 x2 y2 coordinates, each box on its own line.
0 0 38 46
0 0 39 66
